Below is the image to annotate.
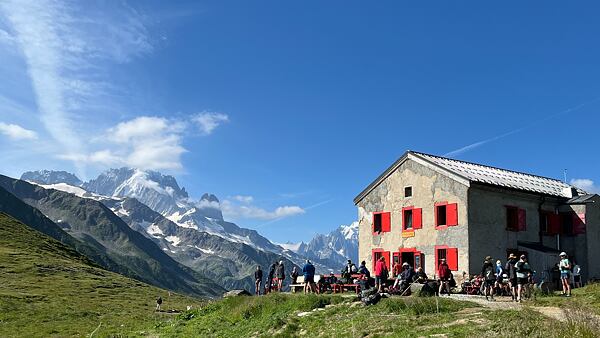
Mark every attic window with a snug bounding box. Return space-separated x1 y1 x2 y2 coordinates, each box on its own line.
404 186 412 198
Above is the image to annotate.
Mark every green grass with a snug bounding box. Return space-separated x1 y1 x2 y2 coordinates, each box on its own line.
533 283 600 315
0 213 204 338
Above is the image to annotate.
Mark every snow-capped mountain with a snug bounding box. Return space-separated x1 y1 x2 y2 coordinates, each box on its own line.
296 222 359 271
20 168 334 290
21 170 82 186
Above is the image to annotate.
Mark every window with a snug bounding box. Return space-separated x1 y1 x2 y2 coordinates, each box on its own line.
402 207 422 231
404 186 412 198
435 202 458 228
506 206 526 231
435 246 458 271
373 212 391 233
404 209 413 230
539 211 549 233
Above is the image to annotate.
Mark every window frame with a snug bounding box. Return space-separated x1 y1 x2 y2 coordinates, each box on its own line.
404 186 413 198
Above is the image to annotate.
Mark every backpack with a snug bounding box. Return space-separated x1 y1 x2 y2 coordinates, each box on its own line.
484 265 494 280
361 293 381 306
515 261 523 273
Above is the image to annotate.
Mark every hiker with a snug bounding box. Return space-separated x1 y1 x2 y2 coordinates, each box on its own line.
495 259 507 296
374 256 388 293
290 266 299 285
254 265 263 295
505 253 518 301
437 258 451 296
573 262 582 288
156 296 162 311
267 261 277 293
515 254 532 302
302 259 317 294
481 256 496 301
276 260 285 291
392 260 402 280
357 260 371 278
414 267 428 284
559 252 572 297
344 259 358 274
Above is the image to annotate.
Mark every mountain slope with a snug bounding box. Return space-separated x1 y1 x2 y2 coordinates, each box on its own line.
103 197 301 291
21 169 82 186
0 175 224 298
0 212 204 337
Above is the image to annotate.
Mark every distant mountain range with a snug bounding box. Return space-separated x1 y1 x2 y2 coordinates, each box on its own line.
16 168 359 292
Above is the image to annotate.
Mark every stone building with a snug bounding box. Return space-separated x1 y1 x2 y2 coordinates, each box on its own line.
354 151 599 283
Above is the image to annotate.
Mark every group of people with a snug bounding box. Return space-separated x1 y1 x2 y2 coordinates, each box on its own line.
255 260 298 295
477 251 579 302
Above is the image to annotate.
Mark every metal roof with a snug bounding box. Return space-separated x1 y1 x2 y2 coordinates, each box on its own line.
354 150 586 205
566 194 597 204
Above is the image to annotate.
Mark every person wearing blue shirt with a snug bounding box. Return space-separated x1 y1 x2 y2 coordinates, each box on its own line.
302 260 317 294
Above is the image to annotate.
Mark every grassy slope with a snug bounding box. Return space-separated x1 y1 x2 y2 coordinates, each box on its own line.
157 288 600 338
0 213 204 338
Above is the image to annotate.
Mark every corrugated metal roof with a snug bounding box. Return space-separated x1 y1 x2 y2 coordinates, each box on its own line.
412 151 580 198
354 150 587 204
566 194 597 204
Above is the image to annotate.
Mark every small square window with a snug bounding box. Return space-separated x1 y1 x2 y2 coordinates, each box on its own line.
404 186 412 198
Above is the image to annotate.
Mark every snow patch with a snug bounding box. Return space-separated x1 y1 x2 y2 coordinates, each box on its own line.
147 224 164 236
277 242 304 252
194 246 215 254
165 236 181 247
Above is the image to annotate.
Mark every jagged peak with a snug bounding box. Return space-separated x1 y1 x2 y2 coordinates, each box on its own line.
21 170 83 186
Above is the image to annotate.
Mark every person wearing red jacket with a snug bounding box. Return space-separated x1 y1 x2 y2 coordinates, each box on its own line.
375 256 389 292
437 258 451 296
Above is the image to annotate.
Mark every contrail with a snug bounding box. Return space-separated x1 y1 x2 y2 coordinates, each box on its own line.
255 199 334 228
443 97 600 158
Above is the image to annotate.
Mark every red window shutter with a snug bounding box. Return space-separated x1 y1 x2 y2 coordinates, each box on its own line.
382 212 391 232
413 208 422 229
573 213 586 234
447 203 458 226
518 208 527 231
383 251 391 271
447 248 458 271
548 214 560 234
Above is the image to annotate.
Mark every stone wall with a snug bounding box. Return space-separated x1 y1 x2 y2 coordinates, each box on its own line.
356 157 469 280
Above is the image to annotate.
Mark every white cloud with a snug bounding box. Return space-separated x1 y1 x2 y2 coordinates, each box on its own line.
192 112 229 135
570 178 600 194
220 199 305 221
232 195 254 204
0 122 38 140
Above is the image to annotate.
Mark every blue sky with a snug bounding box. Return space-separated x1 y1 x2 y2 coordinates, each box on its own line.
1 1 599 243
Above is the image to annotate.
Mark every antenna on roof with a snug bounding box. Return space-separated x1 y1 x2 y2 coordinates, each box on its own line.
563 169 568 183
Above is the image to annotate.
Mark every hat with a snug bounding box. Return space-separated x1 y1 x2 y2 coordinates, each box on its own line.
508 253 517 259
485 255 492 261
402 262 409 266
560 252 567 257
496 260 502 265
520 254 527 259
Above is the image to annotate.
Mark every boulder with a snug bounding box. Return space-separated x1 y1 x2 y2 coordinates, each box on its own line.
223 289 252 297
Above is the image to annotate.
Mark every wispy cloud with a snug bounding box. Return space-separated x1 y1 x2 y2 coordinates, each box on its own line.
0 0 152 173
192 112 229 135
570 178 600 194
0 122 37 140
444 97 600 157
255 199 333 228
221 198 305 221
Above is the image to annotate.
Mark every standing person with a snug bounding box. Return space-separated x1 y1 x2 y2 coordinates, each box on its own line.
375 256 388 293
559 252 572 297
437 258 451 296
515 254 532 302
155 296 162 311
505 253 518 301
302 260 317 294
481 256 496 301
276 260 285 291
392 260 402 281
254 265 263 295
495 260 505 295
290 266 299 285
267 261 277 293
573 262 582 288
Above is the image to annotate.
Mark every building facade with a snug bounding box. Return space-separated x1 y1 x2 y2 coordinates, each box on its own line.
354 151 599 283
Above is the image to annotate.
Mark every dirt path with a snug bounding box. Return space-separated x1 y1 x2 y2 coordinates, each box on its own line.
447 294 567 321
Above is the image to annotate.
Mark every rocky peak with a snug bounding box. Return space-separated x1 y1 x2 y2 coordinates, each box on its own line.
21 170 83 186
